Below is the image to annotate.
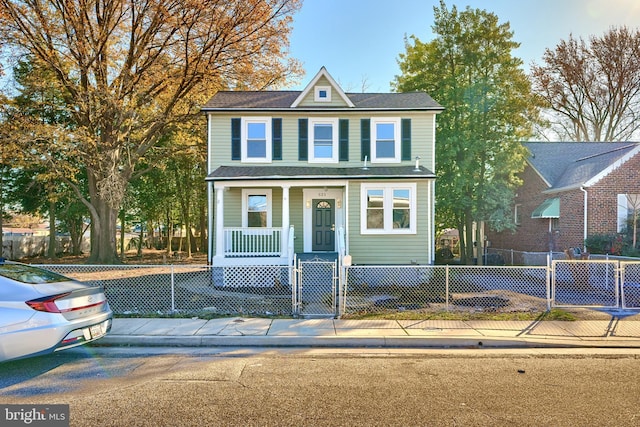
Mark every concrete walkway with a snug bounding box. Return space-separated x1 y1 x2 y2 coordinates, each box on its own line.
98 317 640 349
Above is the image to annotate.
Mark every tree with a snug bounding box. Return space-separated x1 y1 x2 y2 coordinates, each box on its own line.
171 143 206 259
531 26 640 141
394 1 538 263
8 56 77 259
0 93 24 257
0 0 302 263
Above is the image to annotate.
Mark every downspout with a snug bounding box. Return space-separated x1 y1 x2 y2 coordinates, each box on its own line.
207 184 213 264
206 113 214 265
580 186 588 252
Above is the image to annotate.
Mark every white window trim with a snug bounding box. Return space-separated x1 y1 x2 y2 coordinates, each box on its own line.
314 86 332 102
242 189 272 228
360 183 417 234
241 117 272 163
371 117 401 163
514 203 522 225
618 193 640 233
618 194 628 233
308 117 339 163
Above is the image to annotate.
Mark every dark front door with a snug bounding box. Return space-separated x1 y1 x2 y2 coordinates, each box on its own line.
312 199 335 251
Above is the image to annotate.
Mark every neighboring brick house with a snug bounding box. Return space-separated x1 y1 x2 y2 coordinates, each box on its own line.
486 142 640 253
202 67 443 266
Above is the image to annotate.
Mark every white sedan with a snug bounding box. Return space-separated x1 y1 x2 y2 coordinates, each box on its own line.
0 259 112 363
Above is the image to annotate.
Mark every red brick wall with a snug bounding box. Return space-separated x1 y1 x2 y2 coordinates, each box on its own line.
587 153 640 236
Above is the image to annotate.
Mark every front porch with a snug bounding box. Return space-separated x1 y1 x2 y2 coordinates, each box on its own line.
214 225 344 266
223 227 286 257
218 225 294 266
208 179 347 266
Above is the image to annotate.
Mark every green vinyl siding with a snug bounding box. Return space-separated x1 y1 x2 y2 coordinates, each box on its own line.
289 188 305 253
346 180 431 265
222 187 283 227
208 112 436 171
223 188 242 227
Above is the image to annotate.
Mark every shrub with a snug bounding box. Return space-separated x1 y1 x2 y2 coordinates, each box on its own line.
585 233 624 255
585 232 640 257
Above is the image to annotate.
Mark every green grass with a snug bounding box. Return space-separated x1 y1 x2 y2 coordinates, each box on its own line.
114 312 292 320
114 308 580 322
340 308 578 321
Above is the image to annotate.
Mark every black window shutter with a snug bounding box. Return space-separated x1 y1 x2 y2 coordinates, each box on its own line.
272 118 282 160
401 118 411 161
360 119 370 161
298 118 308 161
231 118 241 160
339 119 349 161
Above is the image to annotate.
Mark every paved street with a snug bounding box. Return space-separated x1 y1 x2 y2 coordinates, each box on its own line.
2 347 640 426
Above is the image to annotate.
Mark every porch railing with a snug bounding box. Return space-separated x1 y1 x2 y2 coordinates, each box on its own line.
223 227 282 257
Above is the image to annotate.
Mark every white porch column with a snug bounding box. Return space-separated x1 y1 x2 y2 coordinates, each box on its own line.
215 185 225 259
281 185 290 256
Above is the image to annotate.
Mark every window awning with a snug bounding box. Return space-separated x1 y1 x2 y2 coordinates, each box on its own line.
531 198 560 219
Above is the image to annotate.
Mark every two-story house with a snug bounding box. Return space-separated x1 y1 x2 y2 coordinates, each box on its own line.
203 67 443 266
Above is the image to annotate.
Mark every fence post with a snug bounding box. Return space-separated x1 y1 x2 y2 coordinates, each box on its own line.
293 259 299 316
615 260 621 308
445 264 449 311
546 254 551 311
170 265 176 312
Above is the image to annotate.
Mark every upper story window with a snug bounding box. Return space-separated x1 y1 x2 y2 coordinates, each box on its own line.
314 86 331 102
361 183 416 234
309 118 339 163
371 117 401 163
241 117 271 163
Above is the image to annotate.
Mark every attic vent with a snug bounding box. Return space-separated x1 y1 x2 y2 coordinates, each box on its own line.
315 86 331 102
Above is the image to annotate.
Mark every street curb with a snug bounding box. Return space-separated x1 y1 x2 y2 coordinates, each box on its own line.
97 334 640 349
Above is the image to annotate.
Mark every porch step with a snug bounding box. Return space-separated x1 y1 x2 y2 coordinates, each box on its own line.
296 252 339 263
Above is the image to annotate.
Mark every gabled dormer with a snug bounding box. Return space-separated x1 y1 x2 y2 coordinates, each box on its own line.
291 67 355 108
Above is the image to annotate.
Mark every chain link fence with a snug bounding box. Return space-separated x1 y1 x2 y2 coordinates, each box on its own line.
621 261 640 309
551 260 618 308
35 260 640 318
342 265 548 316
297 261 337 317
39 264 294 317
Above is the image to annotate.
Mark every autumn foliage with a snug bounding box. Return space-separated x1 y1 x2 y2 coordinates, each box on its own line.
0 0 302 263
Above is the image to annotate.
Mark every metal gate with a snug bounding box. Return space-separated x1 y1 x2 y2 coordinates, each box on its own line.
551 260 619 309
621 261 640 309
295 259 337 318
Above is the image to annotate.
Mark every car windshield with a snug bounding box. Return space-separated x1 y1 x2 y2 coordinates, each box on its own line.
0 264 70 284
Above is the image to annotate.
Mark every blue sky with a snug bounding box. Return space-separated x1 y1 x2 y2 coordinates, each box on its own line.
288 0 640 91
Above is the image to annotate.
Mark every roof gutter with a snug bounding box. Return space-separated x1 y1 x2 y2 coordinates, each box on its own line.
200 107 444 113
580 186 588 251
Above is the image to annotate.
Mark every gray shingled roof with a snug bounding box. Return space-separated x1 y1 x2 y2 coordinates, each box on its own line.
525 142 639 191
201 91 443 111
206 165 436 182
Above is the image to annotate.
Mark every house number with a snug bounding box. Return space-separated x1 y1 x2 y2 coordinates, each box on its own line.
318 192 327 197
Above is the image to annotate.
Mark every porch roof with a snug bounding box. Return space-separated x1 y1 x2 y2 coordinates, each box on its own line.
206 165 436 182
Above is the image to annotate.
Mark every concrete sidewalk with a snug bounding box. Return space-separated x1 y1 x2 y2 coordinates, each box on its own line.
98 317 640 349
